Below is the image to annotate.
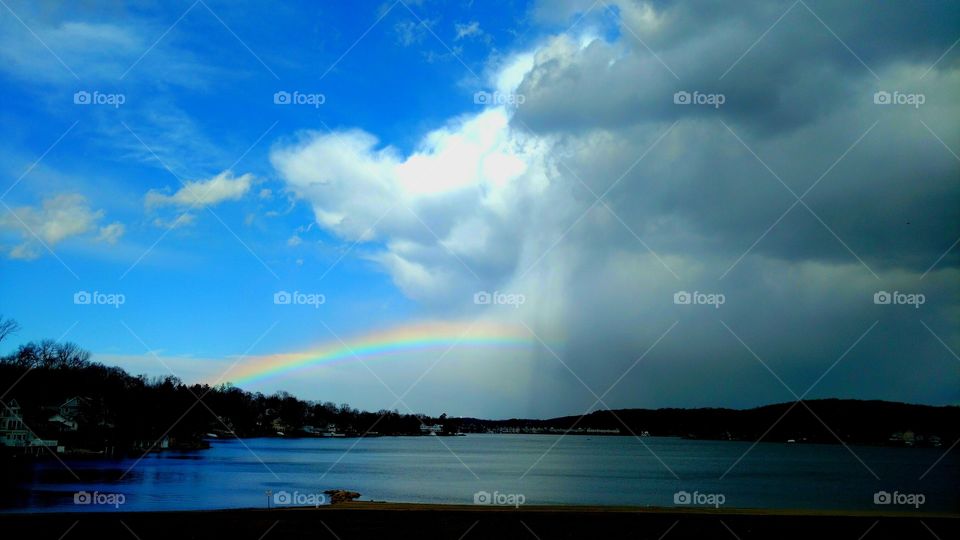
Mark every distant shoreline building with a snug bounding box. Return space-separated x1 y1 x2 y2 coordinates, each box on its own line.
420 423 443 435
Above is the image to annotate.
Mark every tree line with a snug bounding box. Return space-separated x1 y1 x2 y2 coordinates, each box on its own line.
0 317 444 454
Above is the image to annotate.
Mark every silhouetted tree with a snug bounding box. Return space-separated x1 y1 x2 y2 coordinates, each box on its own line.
0 316 20 344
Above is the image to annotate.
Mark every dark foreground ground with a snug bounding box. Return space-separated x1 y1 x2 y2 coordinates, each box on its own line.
2 503 957 539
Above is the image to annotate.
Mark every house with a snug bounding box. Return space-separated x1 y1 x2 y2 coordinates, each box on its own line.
2 400 64 453
584 428 620 434
133 436 170 450
47 396 91 432
888 430 918 446
25 438 64 455
59 396 89 418
318 424 345 437
419 423 443 435
270 418 290 436
1 399 30 447
902 430 916 446
47 413 79 432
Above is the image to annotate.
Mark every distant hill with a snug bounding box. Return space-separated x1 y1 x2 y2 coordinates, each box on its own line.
457 399 960 446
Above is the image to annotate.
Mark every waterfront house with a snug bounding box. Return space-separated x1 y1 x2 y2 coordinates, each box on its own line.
1 399 30 447
419 423 443 435
133 436 170 450
25 437 64 455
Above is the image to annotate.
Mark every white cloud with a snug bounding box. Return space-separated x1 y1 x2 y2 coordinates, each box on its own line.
455 21 483 41
146 170 253 209
0 13 214 87
145 170 253 229
0 19 136 83
97 221 125 244
8 243 40 260
271 106 554 302
394 18 437 46
0 193 111 259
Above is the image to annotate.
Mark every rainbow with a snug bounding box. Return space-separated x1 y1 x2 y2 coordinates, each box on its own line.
227 320 536 386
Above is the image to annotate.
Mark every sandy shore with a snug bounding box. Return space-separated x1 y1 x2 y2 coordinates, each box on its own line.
2 503 957 539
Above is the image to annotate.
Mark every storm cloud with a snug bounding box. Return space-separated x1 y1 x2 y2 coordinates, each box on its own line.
272 0 959 418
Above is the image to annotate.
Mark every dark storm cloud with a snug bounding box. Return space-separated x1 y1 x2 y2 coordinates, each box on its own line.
514 0 960 275
517 0 960 134
505 0 960 415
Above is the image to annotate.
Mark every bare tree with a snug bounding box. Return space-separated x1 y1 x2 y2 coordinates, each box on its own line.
0 315 20 344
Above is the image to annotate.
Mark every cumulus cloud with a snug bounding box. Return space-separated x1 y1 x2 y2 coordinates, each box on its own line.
270 0 960 415
271 108 554 302
0 193 117 259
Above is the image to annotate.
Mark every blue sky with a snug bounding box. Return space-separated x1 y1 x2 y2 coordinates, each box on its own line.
0 0 538 356
1 1 958 418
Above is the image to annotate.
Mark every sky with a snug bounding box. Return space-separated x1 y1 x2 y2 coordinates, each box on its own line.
0 0 958 419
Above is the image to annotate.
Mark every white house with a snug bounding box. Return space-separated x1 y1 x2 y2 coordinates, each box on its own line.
1 400 30 447
419 423 443 435
2 400 64 453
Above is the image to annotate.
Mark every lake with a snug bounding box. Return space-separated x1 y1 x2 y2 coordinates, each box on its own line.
2 435 956 513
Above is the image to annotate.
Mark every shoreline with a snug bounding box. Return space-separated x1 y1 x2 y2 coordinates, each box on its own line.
2 431 946 462
5 501 957 518
1 502 957 539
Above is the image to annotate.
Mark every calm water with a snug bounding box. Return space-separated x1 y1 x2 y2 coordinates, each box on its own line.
2 435 957 513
